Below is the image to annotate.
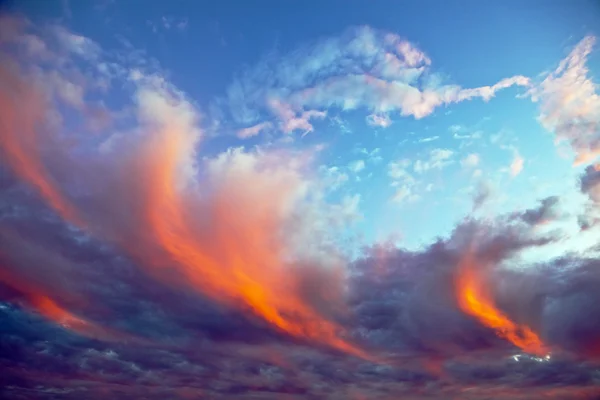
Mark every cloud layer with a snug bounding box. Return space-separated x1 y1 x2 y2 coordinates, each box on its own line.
1 15 600 400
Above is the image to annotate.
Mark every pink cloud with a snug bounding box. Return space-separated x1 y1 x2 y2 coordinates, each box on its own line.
236 121 272 138
366 113 392 127
528 36 600 166
510 152 524 177
268 98 327 134
0 18 372 359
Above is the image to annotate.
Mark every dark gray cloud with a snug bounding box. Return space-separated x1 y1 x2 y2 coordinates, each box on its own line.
577 166 600 231
472 181 492 211
3 175 600 399
515 196 561 226
581 165 600 203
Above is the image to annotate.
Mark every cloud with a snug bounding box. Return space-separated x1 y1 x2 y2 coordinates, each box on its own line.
236 122 272 138
0 228 123 342
449 124 463 134
214 26 531 134
348 159 366 173
366 113 392 127
100 103 367 356
527 36 600 166
0 61 83 226
461 153 480 169
0 16 371 362
348 214 560 362
329 115 352 134
414 148 454 174
580 164 600 203
539 261 600 359
472 181 492 211
509 148 524 177
268 98 327 135
320 165 349 191
387 159 420 204
2 15 600 400
388 159 412 179
514 196 560 226
51 25 100 60
391 185 417 204
418 135 440 143
147 16 189 33
454 131 483 141
455 248 548 356
356 147 383 164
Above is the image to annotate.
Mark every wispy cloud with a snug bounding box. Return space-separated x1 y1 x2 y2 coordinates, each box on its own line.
528 36 600 165
461 153 480 169
348 159 366 173
499 145 524 177
320 165 349 191
237 121 272 139
214 26 531 134
510 152 524 177
414 148 454 174
391 185 418 203
268 98 327 135
388 158 414 181
418 135 440 143
366 113 392 127
388 159 420 203
147 16 188 33
329 115 352 134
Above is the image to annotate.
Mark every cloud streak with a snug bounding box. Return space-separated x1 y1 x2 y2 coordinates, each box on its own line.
455 248 548 356
0 62 82 226
214 26 531 134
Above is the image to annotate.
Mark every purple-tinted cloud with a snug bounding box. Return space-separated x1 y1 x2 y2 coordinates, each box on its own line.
1 14 600 400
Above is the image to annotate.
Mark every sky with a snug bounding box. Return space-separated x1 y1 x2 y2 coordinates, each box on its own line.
1 1 600 399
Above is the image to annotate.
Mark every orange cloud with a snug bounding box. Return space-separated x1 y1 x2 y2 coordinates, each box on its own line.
0 264 134 342
0 49 371 359
455 249 548 356
137 108 369 358
0 62 82 226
